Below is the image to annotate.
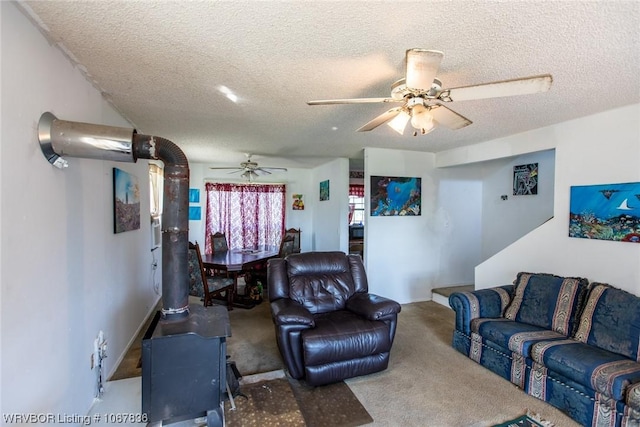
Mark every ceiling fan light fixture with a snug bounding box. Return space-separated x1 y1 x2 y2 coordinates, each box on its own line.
387 111 411 135
241 170 258 181
410 104 435 135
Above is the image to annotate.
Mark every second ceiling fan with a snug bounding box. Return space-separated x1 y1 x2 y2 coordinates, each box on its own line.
307 49 553 136
209 154 287 181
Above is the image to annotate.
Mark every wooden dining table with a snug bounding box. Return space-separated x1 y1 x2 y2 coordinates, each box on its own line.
200 245 280 272
201 246 280 308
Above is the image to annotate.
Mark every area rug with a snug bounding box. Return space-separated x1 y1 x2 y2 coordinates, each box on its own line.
492 412 554 427
224 374 373 427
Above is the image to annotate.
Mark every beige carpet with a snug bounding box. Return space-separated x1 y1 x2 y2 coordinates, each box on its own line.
345 301 580 427
226 300 284 376
111 294 581 427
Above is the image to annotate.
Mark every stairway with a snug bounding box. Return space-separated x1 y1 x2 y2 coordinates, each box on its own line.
431 284 474 308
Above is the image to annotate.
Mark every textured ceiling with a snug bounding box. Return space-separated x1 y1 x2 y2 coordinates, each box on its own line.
19 1 640 169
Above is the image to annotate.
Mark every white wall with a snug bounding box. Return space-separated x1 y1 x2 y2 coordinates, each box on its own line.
312 158 349 252
476 104 640 294
364 148 484 303
480 150 555 260
1 2 160 417
187 163 314 251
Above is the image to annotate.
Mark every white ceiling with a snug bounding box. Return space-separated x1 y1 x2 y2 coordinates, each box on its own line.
19 1 640 170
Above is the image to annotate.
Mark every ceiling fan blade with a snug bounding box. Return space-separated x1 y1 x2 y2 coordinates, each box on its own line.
405 49 443 92
429 104 473 130
356 107 403 132
260 167 288 172
209 167 242 172
441 74 553 102
307 97 398 105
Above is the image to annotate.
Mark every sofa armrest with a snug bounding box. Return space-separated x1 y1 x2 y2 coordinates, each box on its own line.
448 285 513 335
270 298 315 327
346 293 401 321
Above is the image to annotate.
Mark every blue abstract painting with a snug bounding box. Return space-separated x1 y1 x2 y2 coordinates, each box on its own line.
189 188 200 203
569 181 640 243
189 206 201 221
370 176 421 216
319 180 330 201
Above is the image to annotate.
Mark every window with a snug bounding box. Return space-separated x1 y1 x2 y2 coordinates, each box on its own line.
205 182 285 253
149 163 163 248
149 163 163 218
349 184 365 225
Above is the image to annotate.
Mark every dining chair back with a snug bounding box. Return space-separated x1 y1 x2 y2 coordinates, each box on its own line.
278 235 296 257
284 228 301 253
188 241 234 310
210 232 229 253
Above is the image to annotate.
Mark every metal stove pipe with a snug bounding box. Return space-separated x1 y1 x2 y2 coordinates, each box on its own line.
38 112 190 320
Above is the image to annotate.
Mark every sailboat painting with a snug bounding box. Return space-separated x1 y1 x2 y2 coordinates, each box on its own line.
569 181 640 243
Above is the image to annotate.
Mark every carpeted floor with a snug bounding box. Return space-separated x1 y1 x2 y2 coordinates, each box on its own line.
110 294 581 427
109 293 281 381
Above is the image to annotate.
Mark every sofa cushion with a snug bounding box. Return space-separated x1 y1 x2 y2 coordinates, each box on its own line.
302 310 391 366
531 339 640 401
503 272 588 336
471 318 567 357
574 283 640 362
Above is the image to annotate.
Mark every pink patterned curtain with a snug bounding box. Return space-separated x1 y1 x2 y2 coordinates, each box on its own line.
204 183 286 253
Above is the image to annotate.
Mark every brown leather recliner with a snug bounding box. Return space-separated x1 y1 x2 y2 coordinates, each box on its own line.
268 251 401 386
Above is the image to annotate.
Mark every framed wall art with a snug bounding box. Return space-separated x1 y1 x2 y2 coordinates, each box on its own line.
569 181 640 243
113 168 141 233
189 188 200 203
189 206 202 221
513 163 538 195
370 176 421 216
320 180 330 201
292 194 304 210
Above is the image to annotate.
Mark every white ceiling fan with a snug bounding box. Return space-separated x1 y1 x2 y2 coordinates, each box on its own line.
209 154 287 181
308 49 553 136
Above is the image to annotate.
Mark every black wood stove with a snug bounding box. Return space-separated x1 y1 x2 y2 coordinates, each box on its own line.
142 304 230 426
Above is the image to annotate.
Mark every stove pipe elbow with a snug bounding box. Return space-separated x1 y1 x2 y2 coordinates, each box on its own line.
38 112 190 320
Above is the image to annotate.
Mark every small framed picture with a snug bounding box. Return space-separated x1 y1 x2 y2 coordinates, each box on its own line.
320 180 330 201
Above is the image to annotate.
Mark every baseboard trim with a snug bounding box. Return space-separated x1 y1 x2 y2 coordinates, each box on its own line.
431 292 450 308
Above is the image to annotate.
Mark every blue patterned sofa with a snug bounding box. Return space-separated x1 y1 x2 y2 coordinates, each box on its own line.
449 272 640 427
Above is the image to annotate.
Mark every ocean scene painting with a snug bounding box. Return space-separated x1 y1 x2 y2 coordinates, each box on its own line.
569 181 640 243
370 176 421 216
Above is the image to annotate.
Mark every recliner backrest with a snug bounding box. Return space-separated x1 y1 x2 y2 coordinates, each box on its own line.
268 251 368 314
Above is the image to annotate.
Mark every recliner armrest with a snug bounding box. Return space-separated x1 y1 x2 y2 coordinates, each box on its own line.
270 298 315 327
346 293 401 321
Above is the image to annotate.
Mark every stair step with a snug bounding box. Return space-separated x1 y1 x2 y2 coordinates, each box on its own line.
432 284 474 308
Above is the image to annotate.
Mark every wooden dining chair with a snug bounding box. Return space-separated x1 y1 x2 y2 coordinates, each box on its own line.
209 232 230 276
278 234 296 257
284 228 301 253
246 235 295 294
188 241 235 310
210 232 229 253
